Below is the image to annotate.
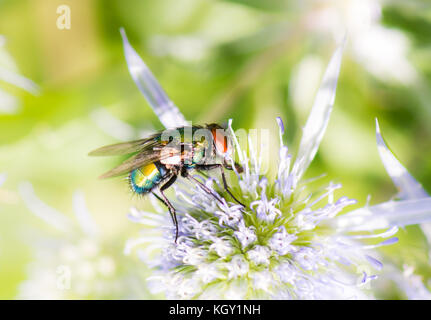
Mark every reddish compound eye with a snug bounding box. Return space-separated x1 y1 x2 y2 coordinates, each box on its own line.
211 128 228 154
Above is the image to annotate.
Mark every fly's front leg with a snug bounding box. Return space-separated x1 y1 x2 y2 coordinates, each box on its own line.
153 174 179 242
182 169 223 204
219 165 245 207
195 164 245 207
225 162 244 173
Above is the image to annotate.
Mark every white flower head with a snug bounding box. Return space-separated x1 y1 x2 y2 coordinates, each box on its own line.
0 35 39 114
17 184 141 299
247 245 271 266
234 220 257 249
120 29 431 299
226 255 250 280
209 237 233 258
269 226 297 256
302 0 417 84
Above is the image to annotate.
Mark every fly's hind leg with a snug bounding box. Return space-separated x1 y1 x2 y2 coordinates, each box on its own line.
152 174 179 242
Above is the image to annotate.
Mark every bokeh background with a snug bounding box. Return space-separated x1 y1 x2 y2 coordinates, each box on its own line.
0 0 430 299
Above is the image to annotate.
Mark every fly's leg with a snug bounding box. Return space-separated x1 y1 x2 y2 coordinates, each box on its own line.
223 162 244 174
194 164 245 207
152 192 168 207
218 165 245 207
182 170 224 204
153 174 179 242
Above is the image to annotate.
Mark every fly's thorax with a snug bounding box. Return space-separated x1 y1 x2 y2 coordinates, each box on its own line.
158 126 194 166
193 147 225 167
156 124 230 167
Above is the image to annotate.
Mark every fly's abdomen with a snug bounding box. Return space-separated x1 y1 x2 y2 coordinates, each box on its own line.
129 162 168 194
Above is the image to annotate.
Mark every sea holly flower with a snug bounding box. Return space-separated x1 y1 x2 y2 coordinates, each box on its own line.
120 30 431 299
0 35 39 114
0 173 10 204
297 0 417 85
17 182 143 299
387 264 431 300
371 119 431 298
0 173 7 188
335 122 431 233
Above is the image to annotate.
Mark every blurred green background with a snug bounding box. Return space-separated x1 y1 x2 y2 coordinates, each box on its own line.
0 0 430 299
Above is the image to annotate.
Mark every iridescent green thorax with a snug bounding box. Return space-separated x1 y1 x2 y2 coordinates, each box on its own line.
156 126 220 168
155 126 211 146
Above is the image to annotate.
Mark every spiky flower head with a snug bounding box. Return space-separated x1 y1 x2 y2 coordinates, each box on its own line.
0 35 39 114
17 183 143 299
120 30 431 299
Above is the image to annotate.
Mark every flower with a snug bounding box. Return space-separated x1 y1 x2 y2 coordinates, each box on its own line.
120 30 431 299
0 35 39 114
398 265 431 299
17 182 143 299
303 0 417 84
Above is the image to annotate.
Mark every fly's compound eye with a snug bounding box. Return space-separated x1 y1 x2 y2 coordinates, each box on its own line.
211 128 228 155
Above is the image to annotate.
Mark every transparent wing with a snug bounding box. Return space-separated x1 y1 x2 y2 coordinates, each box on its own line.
98 145 184 179
99 150 160 179
88 135 159 156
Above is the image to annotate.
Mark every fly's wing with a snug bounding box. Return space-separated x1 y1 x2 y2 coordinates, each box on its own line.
98 143 185 179
88 134 159 156
98 149 160 179
92 125 200 179
88 126 195 156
